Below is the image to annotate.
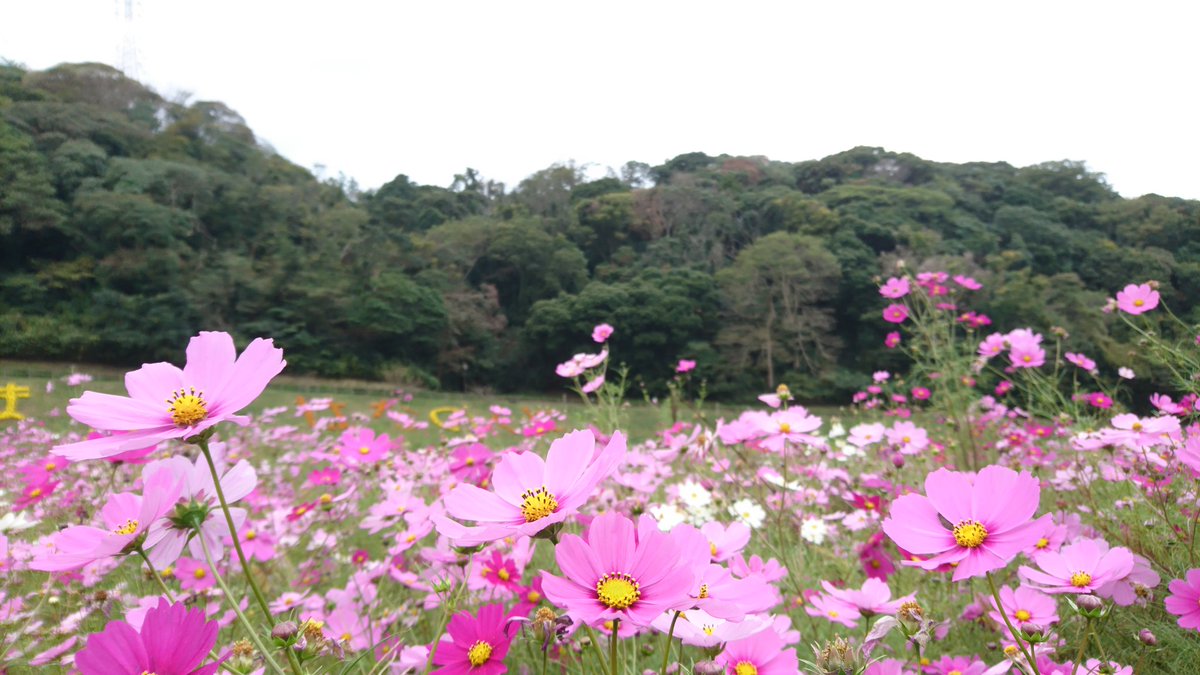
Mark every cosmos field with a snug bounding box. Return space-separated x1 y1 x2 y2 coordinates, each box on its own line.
2 272 1200 675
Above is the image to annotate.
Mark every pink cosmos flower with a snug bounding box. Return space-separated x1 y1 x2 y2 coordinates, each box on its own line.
338 427 392 465
882 304 909 324
882 466 1048 581
700 521 751 562
431 603 517 675
953 274 982 290
820 577 914 616
581 374 606 394
650 609 770 648
987 584 1059 628
174 556 216 592
751 408 824 452
541 513 700 627
143 449 256 567
14 479 58 511
1065 352 1096 371
925 655 986 675
879 277 910 299
54 331 286 461
449 443 493 485
676 359 697 374
911 387 931 400
592 323 614 343
978 333 1006 358
1018 538 1134 594
554 350 607 378
1165 568 1200 631
75 597 226 675
884 331 901 348
1009 344 1046 369
326 607 373 651
1086 392 1113 409
1115 283 1159 315
440 430 626 542
885 421 928 455
804 591 860 627
31 467 182 572
715 628 799 675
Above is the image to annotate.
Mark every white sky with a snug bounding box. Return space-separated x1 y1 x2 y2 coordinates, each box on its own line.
1 1 1197 199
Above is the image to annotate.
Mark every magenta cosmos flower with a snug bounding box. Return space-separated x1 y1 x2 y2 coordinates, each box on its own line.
882 303 909 324
431 603 516 675
440 430 626 542
1165 568 1200 631
541 513 700 627
31 467 182 572
75 597 226 675
1115 283 1159 315
1018 538 1134 595
54 332 286 461
882 465 1048 581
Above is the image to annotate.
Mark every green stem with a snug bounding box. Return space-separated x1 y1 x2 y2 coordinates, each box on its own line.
609 618 620 675
659 611 680 675
135 546 176 602
197 528 289 675
196 437 273 619
582 624 609 674
986 572 1040 675
1071 618 1093 675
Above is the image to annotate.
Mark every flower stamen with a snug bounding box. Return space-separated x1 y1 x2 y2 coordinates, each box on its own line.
519 487 558 523
596 572 640 610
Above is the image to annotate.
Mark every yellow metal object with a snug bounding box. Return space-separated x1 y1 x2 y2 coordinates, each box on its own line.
0 383 31 421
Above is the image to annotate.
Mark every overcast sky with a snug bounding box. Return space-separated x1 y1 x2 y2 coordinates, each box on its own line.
2 1 1197 198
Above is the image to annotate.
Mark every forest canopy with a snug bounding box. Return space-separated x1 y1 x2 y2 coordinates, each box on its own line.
3 62 1198 401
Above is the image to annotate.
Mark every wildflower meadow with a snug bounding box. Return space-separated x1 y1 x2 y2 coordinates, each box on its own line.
3 272 1200 675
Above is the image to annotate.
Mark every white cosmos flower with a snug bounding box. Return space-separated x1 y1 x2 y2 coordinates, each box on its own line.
0 512 37 532
729 499 766 529
800 517 829 544
678 480 713 508
650 503 688 531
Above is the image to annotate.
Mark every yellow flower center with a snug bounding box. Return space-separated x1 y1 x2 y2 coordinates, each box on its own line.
161 566 174 578
519 487 558 522
341 632 353 643
30 488 42 498
709 542 718 557
1134 298 1145 307
467 640 493 666
735 663 758 675
902 436 911 443
1131 422 1143 431
406 534 417 543
359 446 371 455
952 520 988 548
1022 355 1032 363
1070 571 1092 588
319 493 333 504
828 610 839 618
245 530 257 540
44 462 57 471
702 625 715 635
949 671 963 675
114 519 139 536
779 423 792 434
527 591 541 602
465 457 475 466
193 567 207 580
1004 645 1020 658
596 573 640 610
1015 609 1031 622
1035 537 1049 549
498 568 510 581
698 584 709 599
167 388 208 427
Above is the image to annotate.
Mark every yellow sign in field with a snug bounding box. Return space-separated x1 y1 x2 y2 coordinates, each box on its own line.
0 383 31 421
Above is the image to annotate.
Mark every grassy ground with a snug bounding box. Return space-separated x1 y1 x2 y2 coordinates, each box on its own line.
0 359 833 443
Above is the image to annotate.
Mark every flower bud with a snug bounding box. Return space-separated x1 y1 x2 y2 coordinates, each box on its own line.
1076 594 1103 612
891 454 905 468
692 663 721 675
272 621 298 641
1138 629 1157 646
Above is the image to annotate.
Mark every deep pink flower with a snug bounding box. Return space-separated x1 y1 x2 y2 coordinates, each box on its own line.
1018 538 1134 594
879 277 910 299
882 466 1048 581
715 628 799 675
541 513 700 627
882 304 909 324
75 597 225 675
174 556 216 591
592 323 614 343
1115 283 1159 315
1087 392 1113 409
440 430 626 542
431 604 516 675
14 479 57 511
54 332 286 461
1165 568 1200 631
884 331 901 348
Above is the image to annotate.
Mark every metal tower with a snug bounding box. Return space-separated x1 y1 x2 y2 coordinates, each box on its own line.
116 0 141 80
